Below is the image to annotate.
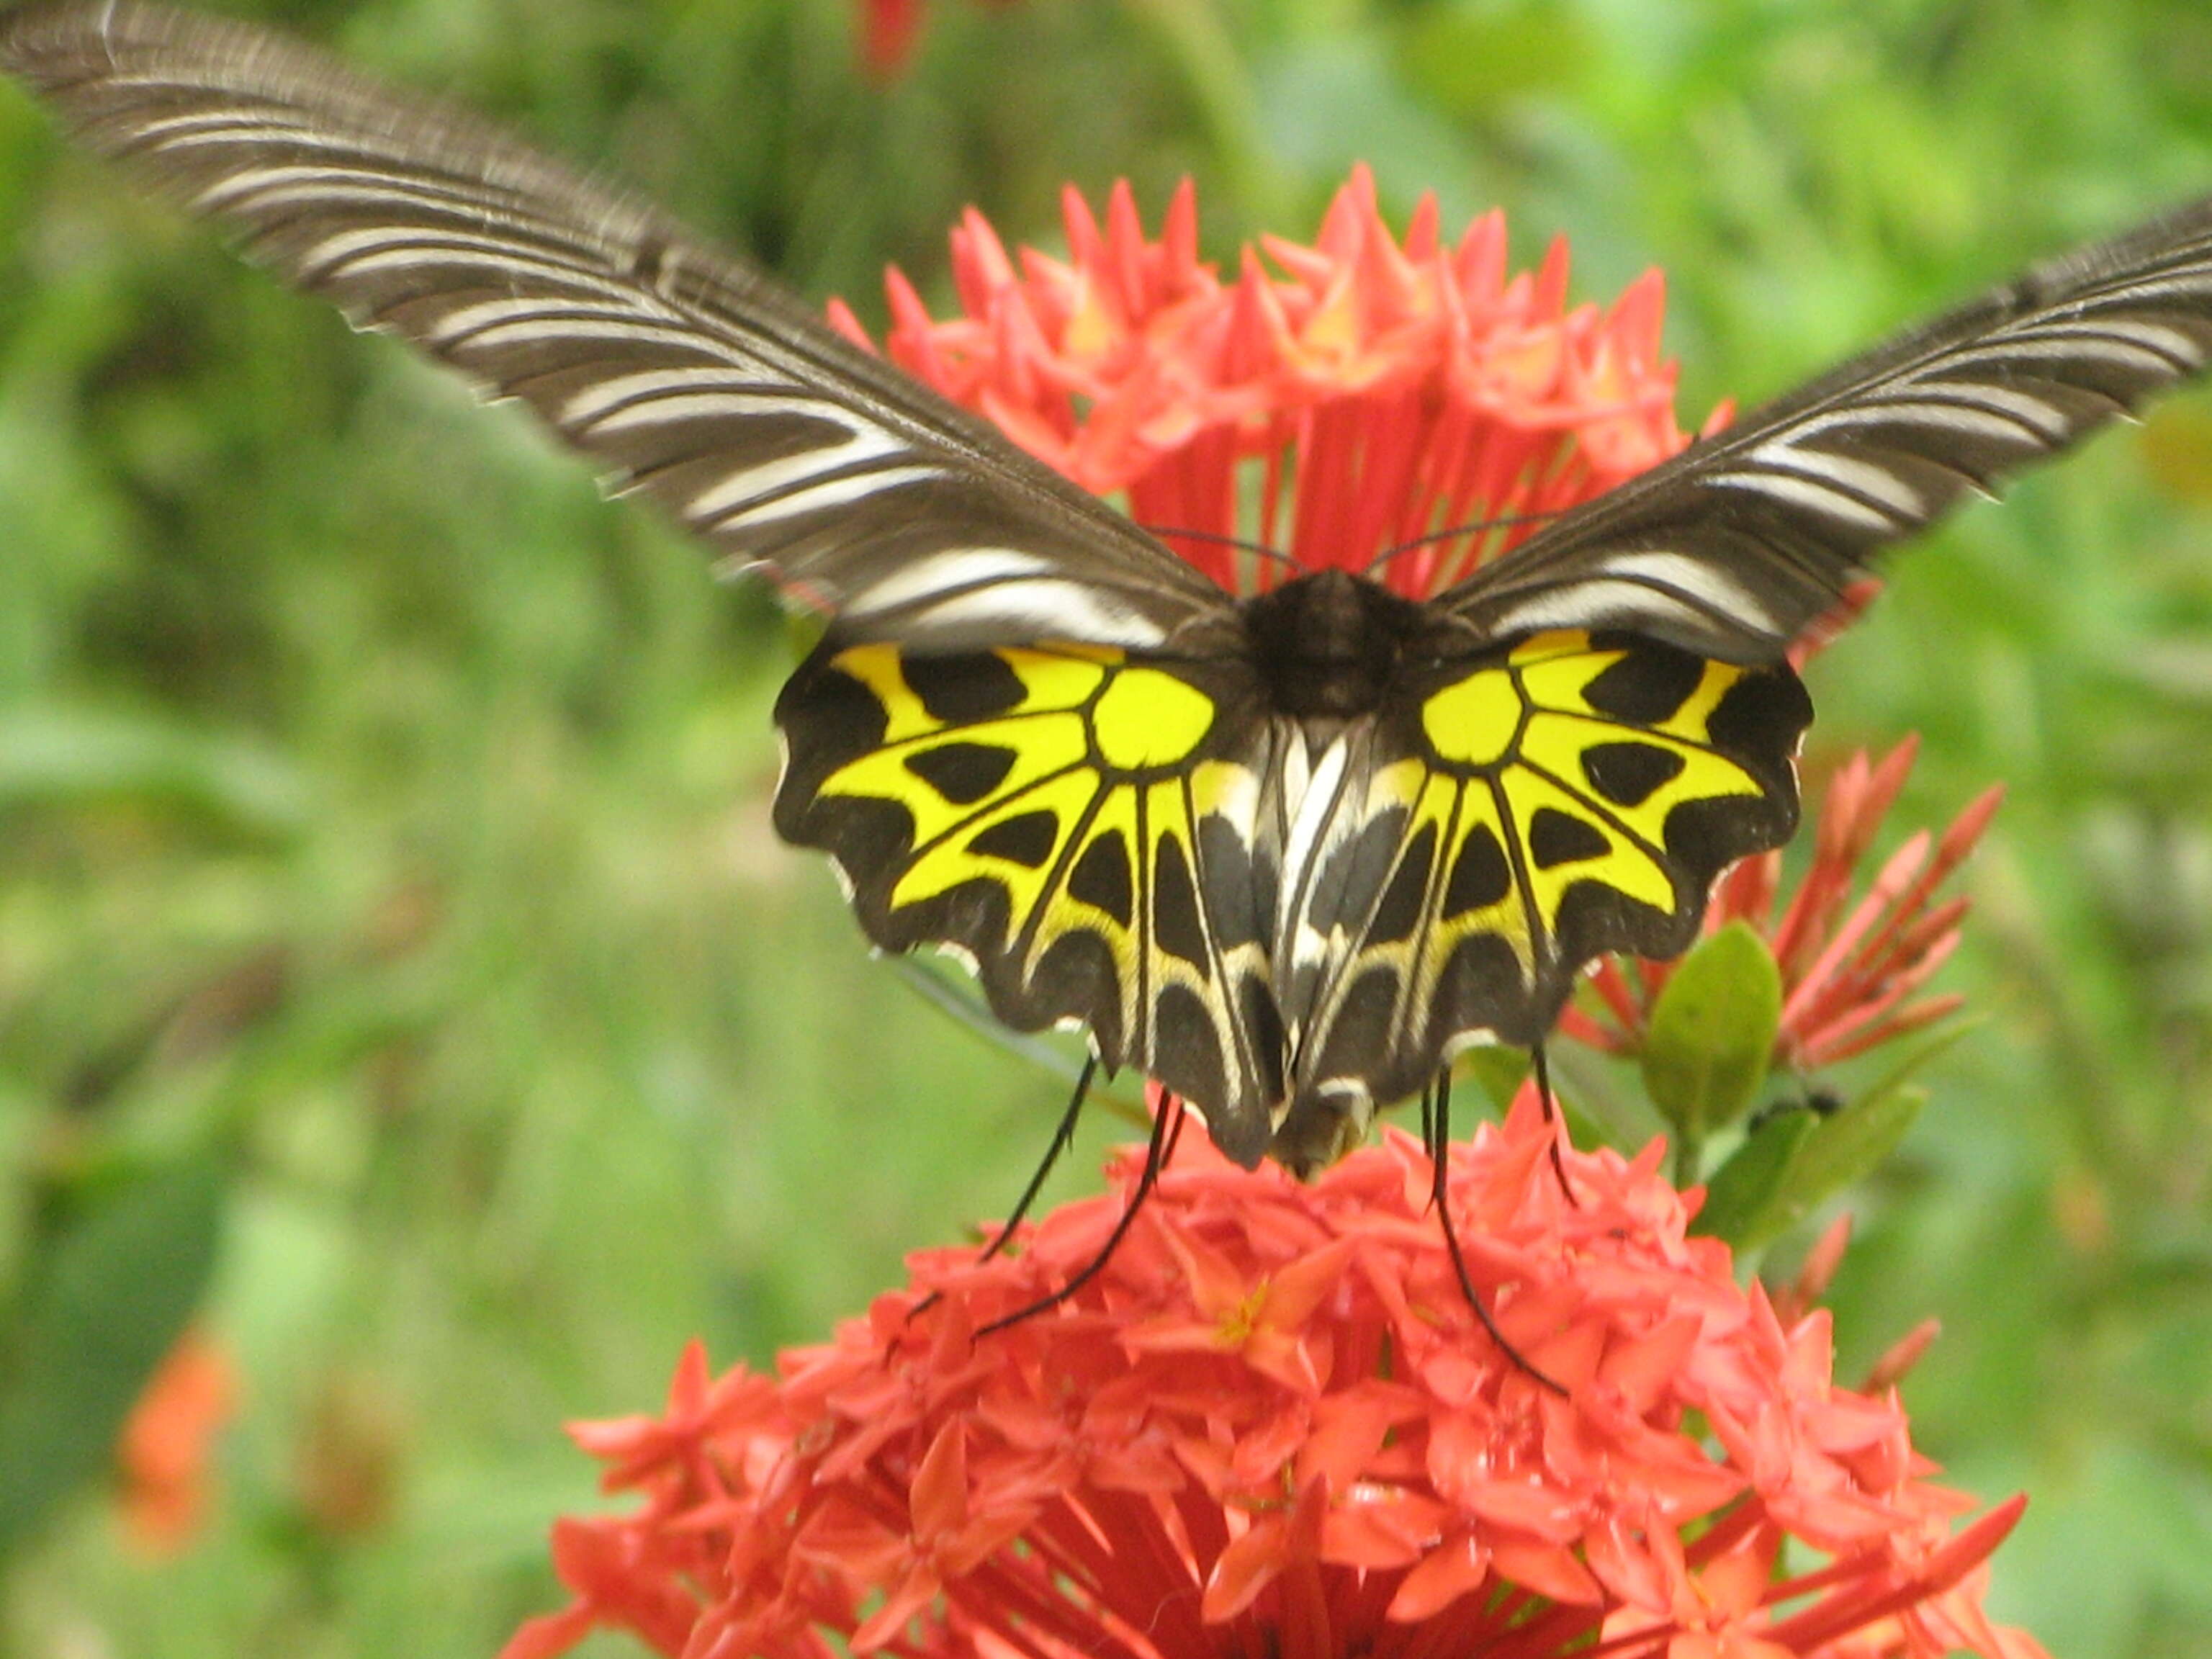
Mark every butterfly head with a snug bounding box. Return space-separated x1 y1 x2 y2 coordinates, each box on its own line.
1241 568 1443 721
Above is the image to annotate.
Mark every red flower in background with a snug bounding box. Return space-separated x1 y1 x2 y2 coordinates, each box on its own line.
502 1100 2041 1659
115 1326 235 1555
860 0 927 77
832 167 1715 598
859 0 1024 80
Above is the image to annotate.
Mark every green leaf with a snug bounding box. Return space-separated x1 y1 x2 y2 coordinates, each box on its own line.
1640 922 1783 1149
1853 1019 1979 1121
1693 1084 1928 1255
1720 1025 1963 1246
0 1156 227 1560
1779 1084 1926 1222
1692 1107 1820 1246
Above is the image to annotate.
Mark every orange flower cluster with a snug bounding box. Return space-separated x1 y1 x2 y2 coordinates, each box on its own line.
115 1327 235 1555
1567 737 2004 1071
832 168 1709 600
503 1100 2040 1659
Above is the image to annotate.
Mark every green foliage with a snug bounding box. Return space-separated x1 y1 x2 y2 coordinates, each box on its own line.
0 1156 226 1556
0 1 2208 1655
1640 921 1781 1174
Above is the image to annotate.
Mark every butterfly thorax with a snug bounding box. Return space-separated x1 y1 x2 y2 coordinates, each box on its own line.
1240 569 1442 727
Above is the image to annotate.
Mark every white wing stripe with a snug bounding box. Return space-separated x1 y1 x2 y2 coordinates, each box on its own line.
116 108 324 143
683 426 910 521
1483 580 1727 642
1902 379 2073 439
143 121 418 162
1746 439 1925 517
2016 316 2206 368
903 580 1168 648
2076 273 2212 307
556 368 774 426
1277 735 1352 970
1591 550 1784 631
704 462 943 529
189 161 415 210
296 229 606 287
427 295 626 340
1790 397 2052 446
584 388 868 436
1959 333 2182 376
190 166 513 215
1701 468 1900 532
843 549 1058 616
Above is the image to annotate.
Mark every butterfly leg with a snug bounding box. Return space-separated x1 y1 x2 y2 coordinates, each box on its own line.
907 1053 1102 1324
976 1089 1185 1337
1529 1043 1581 1206
977 1053 1099 1264
1426 1066 1567 1395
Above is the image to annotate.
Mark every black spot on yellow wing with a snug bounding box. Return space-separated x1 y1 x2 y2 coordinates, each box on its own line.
1708 664 1816 757
1273 629 1809 1164
773 637 1286 1164
1580 639 1705 724
1153 836 1210 974
1442 822 1512 916
968 810 1058 868
902 653 1028 724
904 741 1017 805
1367 822 1438 945
1528 807 1609 868
1581 741 1684 807
1069 831 1134 926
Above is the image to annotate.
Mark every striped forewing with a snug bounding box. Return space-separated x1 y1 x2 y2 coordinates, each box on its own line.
0 1 1231 652
1441 199 2212 660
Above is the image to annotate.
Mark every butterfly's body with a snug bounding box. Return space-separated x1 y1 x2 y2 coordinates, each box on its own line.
1241 568 1437 724
7 2 2212 1184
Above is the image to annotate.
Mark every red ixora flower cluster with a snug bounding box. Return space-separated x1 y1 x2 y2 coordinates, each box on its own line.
1566 736 2005 1072
832 167 1712 600
503 1099 2041 1659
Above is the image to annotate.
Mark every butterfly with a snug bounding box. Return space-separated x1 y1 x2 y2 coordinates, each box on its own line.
9 1 2212 1186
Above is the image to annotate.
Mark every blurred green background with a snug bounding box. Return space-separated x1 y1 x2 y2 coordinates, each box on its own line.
1 0 2210 1653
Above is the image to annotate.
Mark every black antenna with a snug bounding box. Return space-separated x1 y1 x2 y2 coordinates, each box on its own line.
1362 508 1570 577
1140 523 1302 572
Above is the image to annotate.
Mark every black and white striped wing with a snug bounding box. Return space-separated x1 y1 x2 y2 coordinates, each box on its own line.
0 1 1232 653
1439 199 2212 660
